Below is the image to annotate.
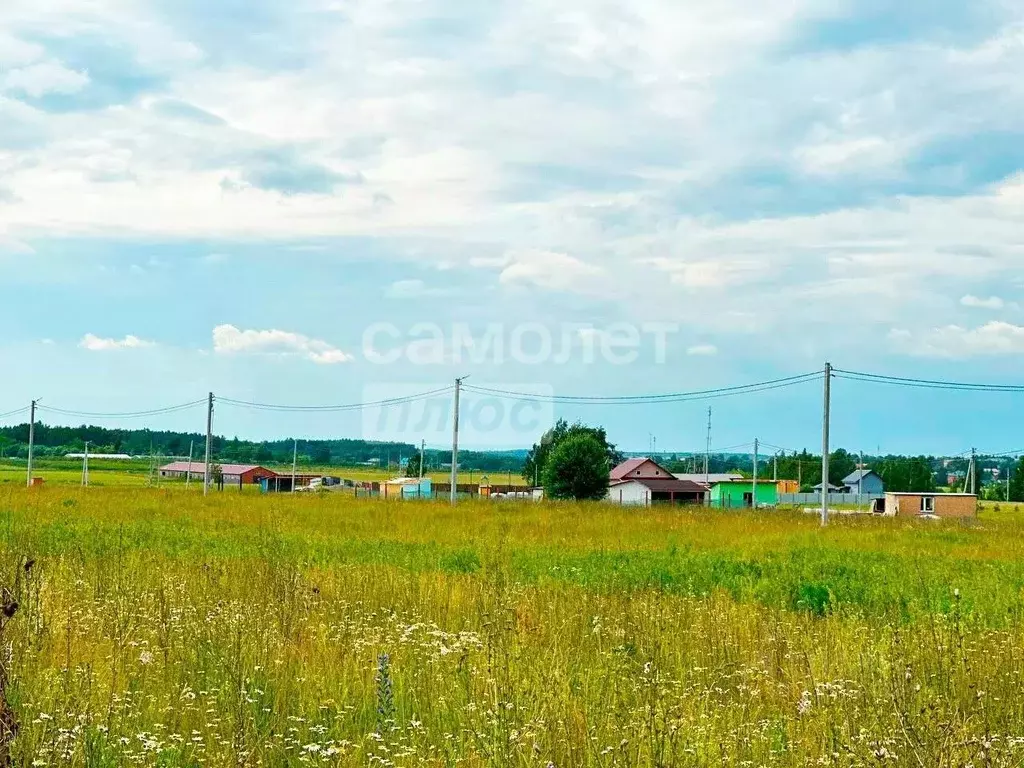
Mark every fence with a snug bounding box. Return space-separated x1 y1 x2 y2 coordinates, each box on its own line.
778 493 883 506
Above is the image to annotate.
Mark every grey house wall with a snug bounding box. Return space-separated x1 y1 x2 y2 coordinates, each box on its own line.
846 474 885 495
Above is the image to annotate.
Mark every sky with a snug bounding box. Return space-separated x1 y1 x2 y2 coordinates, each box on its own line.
1 0 1023 456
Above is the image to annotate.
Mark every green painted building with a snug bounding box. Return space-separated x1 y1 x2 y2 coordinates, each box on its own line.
709 480 778 508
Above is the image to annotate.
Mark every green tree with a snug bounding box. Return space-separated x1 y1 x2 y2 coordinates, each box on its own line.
828 449 858 487
1008 458 1024 502
405 453 423 478
543 433 610 501
523 420 622 484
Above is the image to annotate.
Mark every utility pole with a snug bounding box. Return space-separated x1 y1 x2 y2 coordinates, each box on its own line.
970 448 977 496
82 441 90 487
752 438 758 509
450 377 465 505
291 439 298 493
704 407 712 484
1007 465 1011 503
419 439 426 499
26 399 36 488
773 452 778 483
204 392 213 496
186 440 194 489
821 362 832 527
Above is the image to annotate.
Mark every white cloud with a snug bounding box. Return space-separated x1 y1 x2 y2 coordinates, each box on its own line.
686 344 719 356
795 136 908 177
2 61 89 97
961 294 1005 310
385 279 450 299
79 333 155 351
498 250 604 291
640 257 766 290
889 322 1024 358
0 31 42 67
0 234 34 255
211 324 352 364
0 0 1022 361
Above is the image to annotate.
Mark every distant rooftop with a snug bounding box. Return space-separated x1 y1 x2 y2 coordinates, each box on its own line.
160 461 275 476
674 473 744 485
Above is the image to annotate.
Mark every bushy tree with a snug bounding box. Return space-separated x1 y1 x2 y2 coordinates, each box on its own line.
405 453 423 478
542 433 610 501
523 420 621 485
1008 458 1024 502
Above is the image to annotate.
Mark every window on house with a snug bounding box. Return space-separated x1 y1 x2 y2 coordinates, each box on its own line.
921 496 935 513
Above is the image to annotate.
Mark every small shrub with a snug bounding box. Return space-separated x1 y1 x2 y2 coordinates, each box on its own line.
794 582 833 617
439 548 482 574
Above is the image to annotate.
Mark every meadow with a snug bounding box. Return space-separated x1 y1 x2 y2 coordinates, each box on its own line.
0 482 1023 766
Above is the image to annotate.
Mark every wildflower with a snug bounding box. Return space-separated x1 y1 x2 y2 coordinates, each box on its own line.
797 692 812 716
139 651 154 666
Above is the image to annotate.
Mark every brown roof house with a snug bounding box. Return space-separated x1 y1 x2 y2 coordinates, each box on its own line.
608 458 707 506
160 462 277 486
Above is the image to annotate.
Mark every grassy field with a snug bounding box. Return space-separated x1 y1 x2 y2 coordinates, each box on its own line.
0 485 1023 766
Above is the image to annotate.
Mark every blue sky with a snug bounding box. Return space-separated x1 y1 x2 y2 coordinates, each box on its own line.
1 0 1023 456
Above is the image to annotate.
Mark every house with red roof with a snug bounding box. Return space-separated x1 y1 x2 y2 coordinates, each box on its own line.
608 458 707 506
159 461 277 486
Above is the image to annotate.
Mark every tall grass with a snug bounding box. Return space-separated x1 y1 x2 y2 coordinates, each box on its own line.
1 487 1023 765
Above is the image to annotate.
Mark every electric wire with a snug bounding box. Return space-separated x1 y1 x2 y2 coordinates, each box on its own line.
216 386 454 413
462 372 822 405
835 369 1024 392
0 407 28 421
36 400 207 419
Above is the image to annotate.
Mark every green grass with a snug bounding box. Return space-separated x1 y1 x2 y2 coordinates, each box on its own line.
1 485 1023 765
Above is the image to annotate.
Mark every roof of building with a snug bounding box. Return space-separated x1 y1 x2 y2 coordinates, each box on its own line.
386 477 431 485
160 461 276 476
674 473 744 485
610 477 707 494
812 482 844 490
610 458 661 480
843 469 881 483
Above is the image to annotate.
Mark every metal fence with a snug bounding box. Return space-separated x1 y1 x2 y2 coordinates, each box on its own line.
778 493 883 506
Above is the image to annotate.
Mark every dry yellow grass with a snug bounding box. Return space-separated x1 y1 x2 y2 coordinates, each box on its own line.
0 485 1022 766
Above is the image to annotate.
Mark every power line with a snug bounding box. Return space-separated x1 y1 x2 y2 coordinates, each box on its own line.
462 372 822 405
835 369 1024 392
0 407 28 421
216 386 454 413
36 399 207 420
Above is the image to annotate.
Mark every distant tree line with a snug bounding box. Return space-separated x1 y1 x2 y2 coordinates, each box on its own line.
0 423 525 472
